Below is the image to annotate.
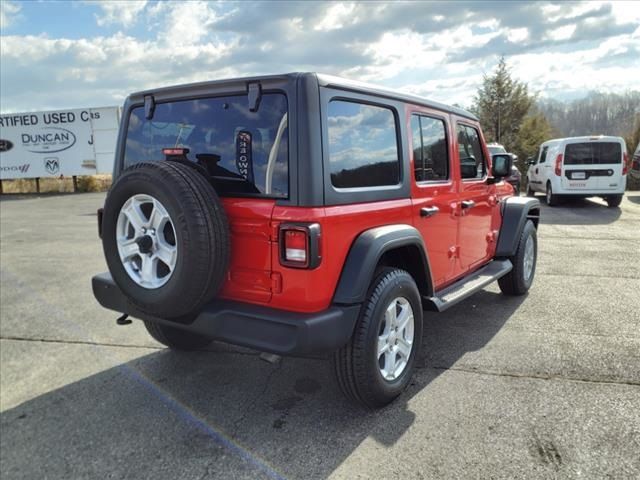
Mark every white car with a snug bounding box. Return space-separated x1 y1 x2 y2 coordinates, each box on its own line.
526 136 627 207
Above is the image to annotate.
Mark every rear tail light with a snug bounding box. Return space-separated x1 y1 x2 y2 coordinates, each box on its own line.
284 230 307 263
555 153 563 176
623 152 629 175
279 223 321 269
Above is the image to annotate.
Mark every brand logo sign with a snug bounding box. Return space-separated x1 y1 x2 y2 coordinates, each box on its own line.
44 157 60 175
0 163 30 173
0 139 13 152
21 127 76 154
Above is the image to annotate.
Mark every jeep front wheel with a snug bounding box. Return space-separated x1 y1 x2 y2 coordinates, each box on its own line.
498 220 537 296
333 268 423 409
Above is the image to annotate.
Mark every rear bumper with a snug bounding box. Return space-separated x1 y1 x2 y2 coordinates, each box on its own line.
92 273 360 357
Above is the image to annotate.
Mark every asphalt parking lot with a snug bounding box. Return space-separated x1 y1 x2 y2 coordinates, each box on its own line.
1 192 639 479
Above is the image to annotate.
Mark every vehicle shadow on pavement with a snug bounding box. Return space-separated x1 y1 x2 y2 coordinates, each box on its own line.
0 291 522 480
626 194 640 205
537 196 622 225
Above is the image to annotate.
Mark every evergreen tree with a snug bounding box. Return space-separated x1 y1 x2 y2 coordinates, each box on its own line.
512 112 555 171
473 57 534 150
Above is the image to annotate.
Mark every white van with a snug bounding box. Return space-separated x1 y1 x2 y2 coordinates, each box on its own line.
526 136 627 207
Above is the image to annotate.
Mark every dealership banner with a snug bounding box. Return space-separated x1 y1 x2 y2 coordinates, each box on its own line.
0 106 120 179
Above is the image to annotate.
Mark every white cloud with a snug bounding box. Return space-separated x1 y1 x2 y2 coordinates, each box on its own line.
0 0 21 29
0 1 639 113
547 24 576 41
314 2 357 31
94 0 148 28
507 28 529 43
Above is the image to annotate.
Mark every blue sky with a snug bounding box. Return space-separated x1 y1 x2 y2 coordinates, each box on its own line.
1 1 639 113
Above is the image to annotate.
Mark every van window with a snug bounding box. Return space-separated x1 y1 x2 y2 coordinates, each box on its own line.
411 114 449 181
328 100 400 189
457 124 486 180
565 142 622 165
539 146 548 164
124 93 289 198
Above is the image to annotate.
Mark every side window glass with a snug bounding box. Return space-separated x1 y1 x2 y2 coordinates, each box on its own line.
457 125 486 180
539 146 548 164
328 100 400 189
412 114 449 182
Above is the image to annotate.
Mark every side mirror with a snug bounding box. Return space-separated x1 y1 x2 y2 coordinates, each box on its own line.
527 157 535 166
492 154 512 178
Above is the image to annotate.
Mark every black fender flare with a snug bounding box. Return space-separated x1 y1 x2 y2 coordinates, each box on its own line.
495 196 541 257
332 224 433 305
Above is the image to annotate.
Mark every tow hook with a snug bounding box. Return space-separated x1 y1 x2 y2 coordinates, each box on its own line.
116 313 132 325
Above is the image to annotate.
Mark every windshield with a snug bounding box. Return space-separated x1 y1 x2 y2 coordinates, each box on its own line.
123 93 289 198
487 145 507 155
564 142 621 165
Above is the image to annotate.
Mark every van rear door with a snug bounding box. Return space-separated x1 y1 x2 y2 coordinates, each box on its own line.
561 139 624 191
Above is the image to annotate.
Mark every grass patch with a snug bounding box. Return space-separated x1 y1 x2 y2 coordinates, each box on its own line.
1 175 112 194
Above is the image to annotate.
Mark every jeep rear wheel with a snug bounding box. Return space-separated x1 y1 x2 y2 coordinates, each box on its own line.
144 320 212 350
333 268 423 409
102 162 230 318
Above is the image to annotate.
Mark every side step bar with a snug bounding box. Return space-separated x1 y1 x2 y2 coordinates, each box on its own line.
423 259 513 312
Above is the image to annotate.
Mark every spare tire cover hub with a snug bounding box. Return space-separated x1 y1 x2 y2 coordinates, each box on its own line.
116 193 177 289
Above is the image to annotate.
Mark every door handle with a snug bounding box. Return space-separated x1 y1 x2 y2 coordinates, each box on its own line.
461 200 476 209
420 206 440 217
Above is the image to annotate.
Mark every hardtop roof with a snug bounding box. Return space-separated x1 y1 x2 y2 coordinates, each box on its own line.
128 72 478 121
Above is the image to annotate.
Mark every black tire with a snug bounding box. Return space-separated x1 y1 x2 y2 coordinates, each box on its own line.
144 320 211 350
546 182 558 206
498 220 537 296
606 194 623 208
102 162 230 318
526 182 535 197
333 268 423 409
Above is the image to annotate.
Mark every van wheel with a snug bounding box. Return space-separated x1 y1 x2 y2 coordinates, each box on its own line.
606 195 623 208
498 220 537 296
144 321 212 350
333 268 423 409
526 182 535 197
546 182 558 206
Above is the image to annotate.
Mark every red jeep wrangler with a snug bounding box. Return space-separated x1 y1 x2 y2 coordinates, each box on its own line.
93 73 540 408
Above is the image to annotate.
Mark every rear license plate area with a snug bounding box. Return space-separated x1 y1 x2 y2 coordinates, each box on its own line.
571 171 586 180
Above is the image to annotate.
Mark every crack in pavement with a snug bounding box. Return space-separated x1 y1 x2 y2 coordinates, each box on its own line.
0 335 261 357
234 361 283 428
4 336 639 388
426 364 640 387
536 272 640 280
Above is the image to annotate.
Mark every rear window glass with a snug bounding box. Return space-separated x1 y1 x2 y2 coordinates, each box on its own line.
565 142 621 165
124 93 289 197
327 100 400 189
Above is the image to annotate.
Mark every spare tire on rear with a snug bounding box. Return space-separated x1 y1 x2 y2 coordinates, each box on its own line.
101 161 230 318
